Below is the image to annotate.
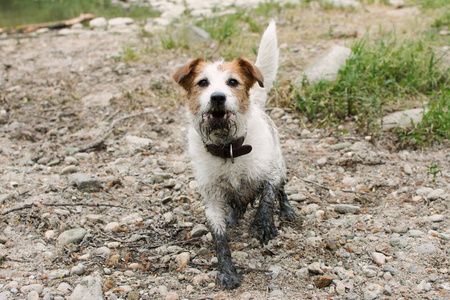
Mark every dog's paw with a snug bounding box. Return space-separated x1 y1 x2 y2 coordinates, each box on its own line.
280 205 299 222
216 269 241 289
250 218 278 245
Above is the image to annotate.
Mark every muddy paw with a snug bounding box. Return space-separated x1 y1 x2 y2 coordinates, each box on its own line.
250 218 278 245
280 206 299 222
216 269 241 289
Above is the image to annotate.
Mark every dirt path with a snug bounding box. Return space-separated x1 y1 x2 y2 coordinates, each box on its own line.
0 2 449 300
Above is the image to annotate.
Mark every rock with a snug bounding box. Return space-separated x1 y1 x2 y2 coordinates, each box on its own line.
69 276 103 300
289 193 307 202
300 129 311 138
416 243 436 254
127 291 139 300
334 204 361 214
104 222 119 232
296 46 352 87
316 157 327 166
381 108 426 130
324 0 361 8
371 252 386 266
270 108 285 120
428 214 444 222
391 224 408 233
65 156 78 165
175 252 190 268
21 284 44 294
407 230 425 237
48 269 70 280
27 291 39 300
68 173 102 192
403 163 413 175
108 17 134 27
82 92 115 108
70 264 86 276
192 274 210 285
61 166 78 175
125 135 152 152
190 224 209 238
301 204 319 215
306 237 323 248
57 228 87 247
332 142 352 150
172 25 211 46
166 292 180 300
268 289 284 298
362 266 378 278
336 281 346 295
231 251 249 260
296 267 309 278
0 235 8 244
313 275 339 288
427 188 445 200
269 265 282 279
308 262 324 274
57 282 72 294
90 17 107 29
363 291 378 300
343 293 361 300
173 162 186 174
120 213 143 224
416 187 433 195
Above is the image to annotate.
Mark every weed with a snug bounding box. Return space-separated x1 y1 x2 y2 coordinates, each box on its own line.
293 32 449 136
427 163 443 183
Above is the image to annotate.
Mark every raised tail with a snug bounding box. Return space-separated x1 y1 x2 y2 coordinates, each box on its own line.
255 20 279 93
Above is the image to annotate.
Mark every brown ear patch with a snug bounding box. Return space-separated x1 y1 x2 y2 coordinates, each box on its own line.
172 58 205 91
234 57 264 89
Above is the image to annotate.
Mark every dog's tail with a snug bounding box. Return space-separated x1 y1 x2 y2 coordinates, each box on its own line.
253 20 278 107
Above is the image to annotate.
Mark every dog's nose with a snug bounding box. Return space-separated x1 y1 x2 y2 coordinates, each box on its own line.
210 92 226 106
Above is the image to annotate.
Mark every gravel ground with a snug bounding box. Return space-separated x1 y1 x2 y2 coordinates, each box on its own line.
0 1 449 300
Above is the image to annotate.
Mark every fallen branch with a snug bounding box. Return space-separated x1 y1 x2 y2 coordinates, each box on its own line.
1 202 128 216
76 111 154 153
0 13 94 35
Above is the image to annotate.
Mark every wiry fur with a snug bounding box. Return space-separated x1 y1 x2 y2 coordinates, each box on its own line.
173 20 298 289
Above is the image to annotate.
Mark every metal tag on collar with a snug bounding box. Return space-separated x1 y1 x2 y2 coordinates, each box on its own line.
230 143 234 164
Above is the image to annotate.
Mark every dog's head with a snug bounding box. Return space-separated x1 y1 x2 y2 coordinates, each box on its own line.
173 57 263 144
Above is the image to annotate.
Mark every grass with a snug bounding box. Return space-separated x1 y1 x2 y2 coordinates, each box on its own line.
293 32 449 141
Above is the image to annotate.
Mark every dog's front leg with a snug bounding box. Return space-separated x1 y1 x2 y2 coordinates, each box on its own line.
205 201 241 289
250 182 278 244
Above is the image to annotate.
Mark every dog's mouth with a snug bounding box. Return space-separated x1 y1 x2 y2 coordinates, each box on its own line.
204 110 234 122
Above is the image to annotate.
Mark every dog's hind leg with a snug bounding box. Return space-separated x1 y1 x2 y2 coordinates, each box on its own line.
205 201 241 289
278 187 298 222
226 201 248 227
250 182 278 244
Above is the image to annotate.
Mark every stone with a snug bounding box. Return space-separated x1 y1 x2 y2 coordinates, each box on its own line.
313 275 339 288
61 166 78 175
336 281 346 295
268 289 284 298
362 266 378 278
428 214 444 222
104 222 119 232
57 228 87 247
316 157 327 166
307 262 324 274
57 282 72 294
125 135 152 151
390 237 408 248
363 291 378 300
403 163 413 175
166 292 180 300
82 92 115 108
48 269 70 280
268 265 282 279
69 276 103 300
68 173 102 192
416 187 433 195
416 243 436 254
190 224 209 238
108 17 134 27
173 162 186 174
70 264 86 276
120 213 143 224
391 224 408 233
270 108 285 120
90 17 107 29
192 274 210 285
332 142 352 150
175 252 190 268
21 284 44 294
324 0 361 8
296 46 352 87
407 230 425 237
296 267 309 278
381 108 426 130
306 237 323 248
65 156 78 165
371 252 386 266
289 193 307 202
231 251 249 260
427 188 445 200
27 291 39 300
301 204 319 215
334 204 361 214
127 291 139 300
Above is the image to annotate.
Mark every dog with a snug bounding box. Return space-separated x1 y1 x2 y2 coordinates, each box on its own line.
172 21 298 289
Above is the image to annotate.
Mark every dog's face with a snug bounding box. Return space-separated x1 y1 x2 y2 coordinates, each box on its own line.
173 57 264 144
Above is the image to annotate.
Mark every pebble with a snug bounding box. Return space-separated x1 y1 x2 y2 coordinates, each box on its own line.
70 276 103 300
175 252 190 268
48 269 70 280
336 281 346 295
61 165 78 175
64 156 78 165
306 237 323 247
104 222 119 232
362 266 378 278
57 282 72 294
190 224 209 238
20 284 43 294
371 252 386 265
391 224 408 233
307 262 324 274
120 213 143 224
343 293 361 300
57 228 87 247
403 163 413 175
192 273 210 285
268 265 282 279
289 193 307 202
159 285 168 296
268 289 284 298
300 129 311 138
427 188 444 200
390 237 408 248
364 291 378 300
70 264 86 275
296 267 309 278
68 173 102 192
301 204 319 215
316 157 327 166
166 292 180 300
90 17 107 29
173 162 186 174
332 142 352 150
428 214 444 222
270 108 285 120
416 243 436 253
416 187 433 195
407 229 425 237
313 275 339 288
232 251 249 260
27 291 39 300
334 204 361 214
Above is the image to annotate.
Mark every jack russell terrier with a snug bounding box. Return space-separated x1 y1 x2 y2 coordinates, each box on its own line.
173 20 298 289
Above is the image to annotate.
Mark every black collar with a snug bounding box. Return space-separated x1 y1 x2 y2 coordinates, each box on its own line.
205 136 252 163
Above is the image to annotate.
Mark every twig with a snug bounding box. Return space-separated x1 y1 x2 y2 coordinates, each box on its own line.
76 111 154 153
1 202 128 216
300 178 367 194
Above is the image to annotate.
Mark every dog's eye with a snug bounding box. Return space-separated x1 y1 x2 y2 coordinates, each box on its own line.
227 79 239 87
198 79 209 87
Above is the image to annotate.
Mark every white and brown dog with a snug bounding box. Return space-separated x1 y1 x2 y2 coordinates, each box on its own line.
173 21 297 289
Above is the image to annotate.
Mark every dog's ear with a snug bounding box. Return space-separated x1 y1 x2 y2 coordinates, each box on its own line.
235 57 264 89
173 58 205 91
